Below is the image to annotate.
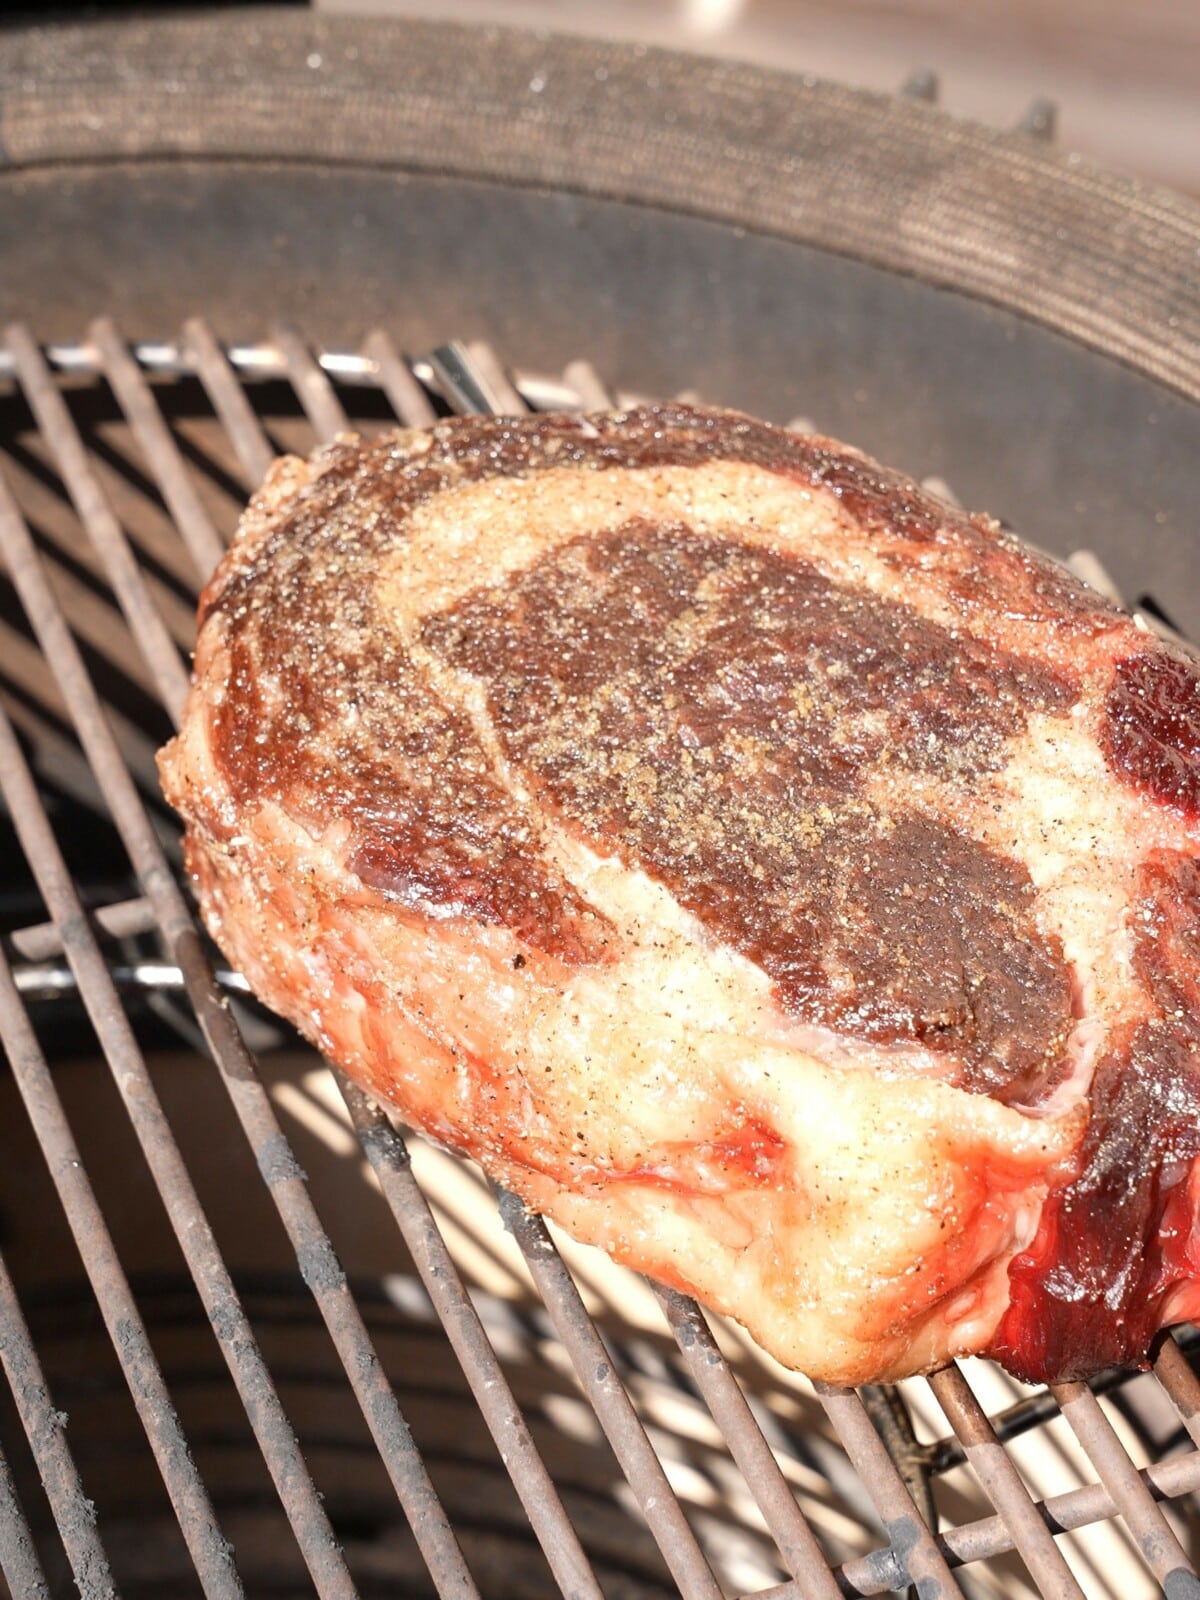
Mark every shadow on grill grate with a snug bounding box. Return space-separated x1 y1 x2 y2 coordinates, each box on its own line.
1 328 1199 1600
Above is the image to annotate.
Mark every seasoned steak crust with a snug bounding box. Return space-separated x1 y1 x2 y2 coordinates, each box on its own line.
160 405 1200 1385
426 522 1075 1103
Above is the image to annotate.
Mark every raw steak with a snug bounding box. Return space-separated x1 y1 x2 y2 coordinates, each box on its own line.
158 405 1200 1386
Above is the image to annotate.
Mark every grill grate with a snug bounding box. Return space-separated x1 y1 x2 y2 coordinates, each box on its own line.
0 326 1199 1600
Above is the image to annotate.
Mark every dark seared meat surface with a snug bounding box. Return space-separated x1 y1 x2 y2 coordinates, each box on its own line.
161 406 1200 1384
427 522 1075 1103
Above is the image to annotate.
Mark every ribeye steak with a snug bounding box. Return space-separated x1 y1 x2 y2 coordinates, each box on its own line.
159 405 1200 1385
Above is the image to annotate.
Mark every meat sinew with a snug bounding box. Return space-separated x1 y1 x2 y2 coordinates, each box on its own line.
159 405 1200 1386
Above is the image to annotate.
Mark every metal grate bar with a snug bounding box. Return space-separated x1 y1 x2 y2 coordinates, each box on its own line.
1 352 484 1599
815 1381 964 1597
562 359 615 411
858 1385 937 1538
9 895 158 961
0 537 164 712
429 340 517 416
1064 550 1124 607
0 467 185 720
182 318 275 488
498 1193 726 1600
927 1366 1085 1600
89 322 230 592
0 591 169 811
1050 1382 1195 1589
839 1451 1200 1594
0 335 584 414
1065 549 1194 651
0 481 387 1600
0 652 356 1600
12 958 248 1007
185 320 277 488
0 857 243 1599
1153 1336 1200 1449
652 1288 842 1600
334 1070 607 1600
89 316 227 583
362 330 439 428
0 1245 117 1597
923 1354 1191 1478
5 322 192 726
273 324 352 442
0 1437 50 1600
464 341 528 416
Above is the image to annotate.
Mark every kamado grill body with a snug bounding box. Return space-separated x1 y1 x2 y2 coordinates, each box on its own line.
1 11 1199 1600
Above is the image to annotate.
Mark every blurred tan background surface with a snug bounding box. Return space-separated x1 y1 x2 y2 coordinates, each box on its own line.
316 0 1200 197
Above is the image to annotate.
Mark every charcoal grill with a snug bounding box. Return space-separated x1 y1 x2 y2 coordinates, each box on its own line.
2 11 1200 1600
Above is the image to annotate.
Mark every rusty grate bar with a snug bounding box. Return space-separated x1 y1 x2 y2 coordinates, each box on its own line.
0 1244 117 1599
182 317 275 488
334 1069 607 1600
498 1192 727 1600
8 894 159 961
428 339 517 416
563 358 616 411
838 1450 1200 1595
653 1287 842 1600
3 325 1200 1600
815 1381 964 1598
363 329 439 428
273 323 352 441
927 1365 1085 1600
1153 1338 1200 1449
0 1435 50 1600
462 340 528 415
1050 1382 1194 1589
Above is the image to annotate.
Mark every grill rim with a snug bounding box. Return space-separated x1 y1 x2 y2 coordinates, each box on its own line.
1 10 1199 406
